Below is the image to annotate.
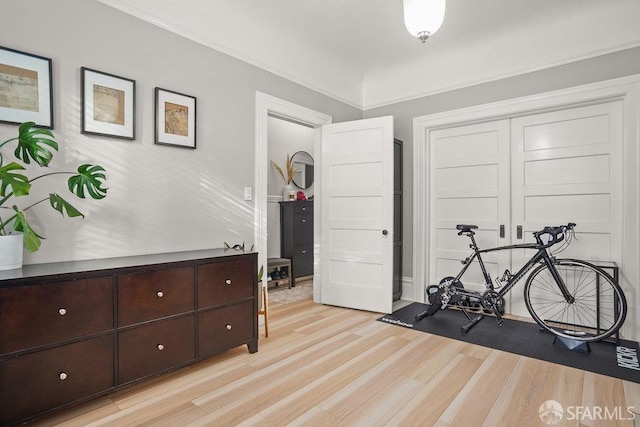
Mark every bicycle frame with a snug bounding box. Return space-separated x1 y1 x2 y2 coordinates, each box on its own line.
454 233 574 303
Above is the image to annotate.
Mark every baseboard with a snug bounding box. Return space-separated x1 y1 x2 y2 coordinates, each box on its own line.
401 276 416 302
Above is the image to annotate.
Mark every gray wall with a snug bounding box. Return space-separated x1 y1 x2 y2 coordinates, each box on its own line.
0 0 361 264
364 46 640 281
3 0 640 282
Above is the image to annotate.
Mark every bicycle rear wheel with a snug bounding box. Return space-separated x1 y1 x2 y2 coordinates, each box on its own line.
524 259 626 342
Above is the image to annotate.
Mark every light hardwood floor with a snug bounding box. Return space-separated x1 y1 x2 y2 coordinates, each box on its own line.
35 298 640 426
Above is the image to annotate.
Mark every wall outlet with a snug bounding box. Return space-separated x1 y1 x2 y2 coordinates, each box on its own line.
244 187 252 201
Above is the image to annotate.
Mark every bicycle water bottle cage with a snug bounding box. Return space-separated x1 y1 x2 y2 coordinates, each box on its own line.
456 224 478 236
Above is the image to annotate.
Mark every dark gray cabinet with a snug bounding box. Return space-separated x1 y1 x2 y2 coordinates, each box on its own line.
280 200 313 285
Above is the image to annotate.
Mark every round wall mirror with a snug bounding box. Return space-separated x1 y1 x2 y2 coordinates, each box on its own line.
291 151 314 189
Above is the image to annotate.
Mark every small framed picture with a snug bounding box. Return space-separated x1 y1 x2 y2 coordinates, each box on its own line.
81 67 135 140
0 46 53 128
154 87 196 149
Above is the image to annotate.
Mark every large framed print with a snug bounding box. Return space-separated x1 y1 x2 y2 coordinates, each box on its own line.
154 87 196 149
0 46 53 128
81 67 135 140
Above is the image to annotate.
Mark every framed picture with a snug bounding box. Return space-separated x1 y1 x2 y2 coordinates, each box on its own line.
81 67 135 140
0 46 53 128
154 87 196 149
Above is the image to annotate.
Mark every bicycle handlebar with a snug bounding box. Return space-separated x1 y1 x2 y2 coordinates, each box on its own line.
533 223 576 249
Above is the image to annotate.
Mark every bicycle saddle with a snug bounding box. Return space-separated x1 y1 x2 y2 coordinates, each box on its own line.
456 224 478 234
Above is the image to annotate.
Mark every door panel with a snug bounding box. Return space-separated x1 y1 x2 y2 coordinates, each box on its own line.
320 116 394 313
509 101 623 316
429 120 511 293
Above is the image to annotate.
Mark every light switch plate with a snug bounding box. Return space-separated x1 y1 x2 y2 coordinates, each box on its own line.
244 187 252 201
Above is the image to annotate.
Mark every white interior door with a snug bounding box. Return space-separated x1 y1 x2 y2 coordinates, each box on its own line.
429 120 511 294
320 116 394 313
509 101 623 316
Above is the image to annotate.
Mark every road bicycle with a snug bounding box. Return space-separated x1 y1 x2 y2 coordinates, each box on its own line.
415 223 627 342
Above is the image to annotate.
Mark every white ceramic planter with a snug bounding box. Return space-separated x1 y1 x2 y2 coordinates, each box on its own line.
0 233 24 270
282 184 295 201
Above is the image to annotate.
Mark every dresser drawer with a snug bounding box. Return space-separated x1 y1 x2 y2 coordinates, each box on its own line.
293 203 313 215
118 315 195 384
197 258 254 308
292 245 313 277
0 277 113 355
0 335 114 426
198 301 254 358
118 266 194 326
292 214 313 244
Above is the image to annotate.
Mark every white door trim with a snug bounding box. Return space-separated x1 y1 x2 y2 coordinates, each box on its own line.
255 92 332 302
413 75 640 338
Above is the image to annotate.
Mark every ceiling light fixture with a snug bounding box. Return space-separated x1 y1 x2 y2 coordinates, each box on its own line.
403 0 446 43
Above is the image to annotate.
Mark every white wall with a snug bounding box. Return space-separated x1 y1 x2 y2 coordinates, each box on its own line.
0 0 361 265
267 116 315 199
266 116 315 259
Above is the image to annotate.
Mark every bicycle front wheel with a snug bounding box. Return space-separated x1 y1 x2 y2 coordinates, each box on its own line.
524 259 626 342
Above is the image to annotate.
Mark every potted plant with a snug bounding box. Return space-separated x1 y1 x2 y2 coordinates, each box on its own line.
0 122 107 269
271 154 296 200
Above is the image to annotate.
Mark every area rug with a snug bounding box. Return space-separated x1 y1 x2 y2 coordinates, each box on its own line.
268 281 313 304
377 302 640 383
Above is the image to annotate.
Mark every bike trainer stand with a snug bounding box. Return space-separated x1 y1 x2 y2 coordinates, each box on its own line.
553 335 591 353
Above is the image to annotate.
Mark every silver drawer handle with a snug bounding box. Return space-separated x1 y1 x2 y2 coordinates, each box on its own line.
157 344 165 351
58 308 67 316
156 291 164 298
59 372 68 381
225 279 232 285
301 219 307 223
301 250 307 254
226 324 232 330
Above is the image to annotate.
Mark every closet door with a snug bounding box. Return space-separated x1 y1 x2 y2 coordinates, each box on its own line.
509 101 623 316
429 120 511 293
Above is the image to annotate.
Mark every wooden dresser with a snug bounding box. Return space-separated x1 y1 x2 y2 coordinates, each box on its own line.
279 200 313 285
0 249 257 426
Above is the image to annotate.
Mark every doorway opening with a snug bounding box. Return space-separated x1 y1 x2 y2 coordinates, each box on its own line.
254 92 332 304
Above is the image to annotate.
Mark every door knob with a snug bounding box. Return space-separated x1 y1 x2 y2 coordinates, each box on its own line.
382 230 388 236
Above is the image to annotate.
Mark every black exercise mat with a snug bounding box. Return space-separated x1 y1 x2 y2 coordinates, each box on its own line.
377 302 640 383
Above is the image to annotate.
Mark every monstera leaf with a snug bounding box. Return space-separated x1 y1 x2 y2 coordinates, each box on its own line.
0 122 107 253
0 162 30 198
12 208 44 253
13 122 58 166
49 193 84 218
68 164 108 199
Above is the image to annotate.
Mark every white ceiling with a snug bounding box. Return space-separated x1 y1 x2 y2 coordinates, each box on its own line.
97 0 640 110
